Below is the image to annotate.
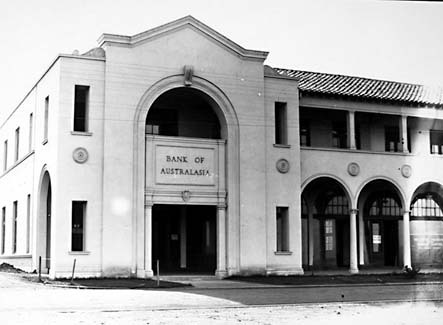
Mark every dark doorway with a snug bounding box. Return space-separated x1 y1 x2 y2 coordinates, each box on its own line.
365 220 399 266
152 204 216 274
336 219 350 267
46 182 52 270
384 220 398 266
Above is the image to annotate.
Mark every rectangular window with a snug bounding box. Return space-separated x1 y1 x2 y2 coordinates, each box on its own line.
300 119 310 146
1 207 5 254
26 194 31 254
3 140 8 171
385 126 399 152
14 127 20 162
74 85 90 132
12 201 17 254
276 207 289 252
44 96 49 141
72 201 86 251
275 102 288 145
324 219 334 251
146 109 178 136
29 113 33 152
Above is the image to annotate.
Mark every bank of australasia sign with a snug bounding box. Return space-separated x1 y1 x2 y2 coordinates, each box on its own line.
155 145 215 186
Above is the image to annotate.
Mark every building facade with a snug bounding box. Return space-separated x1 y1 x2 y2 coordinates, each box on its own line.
0 16 442 278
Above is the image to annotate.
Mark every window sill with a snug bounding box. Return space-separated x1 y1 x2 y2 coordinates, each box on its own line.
273 144 291 149
274 251 292 256
0 254 32 259
42 138 48 145
69 251 90 255
71 131 93 136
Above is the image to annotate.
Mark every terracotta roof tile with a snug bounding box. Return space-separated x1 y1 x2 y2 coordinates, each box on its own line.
274 68 443 107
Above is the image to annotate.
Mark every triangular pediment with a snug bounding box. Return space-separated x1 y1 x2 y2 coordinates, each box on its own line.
97 15 268 61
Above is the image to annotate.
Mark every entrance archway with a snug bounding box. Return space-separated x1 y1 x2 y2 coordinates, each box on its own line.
358 179 404 267
133 76 240 278
37 169 52 272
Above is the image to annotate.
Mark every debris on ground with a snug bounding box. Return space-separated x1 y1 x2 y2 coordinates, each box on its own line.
0 262 26 273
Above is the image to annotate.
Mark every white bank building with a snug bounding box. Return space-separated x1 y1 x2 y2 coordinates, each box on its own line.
1 16 443 278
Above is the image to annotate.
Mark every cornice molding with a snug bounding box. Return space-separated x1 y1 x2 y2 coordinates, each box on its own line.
97 15 268 61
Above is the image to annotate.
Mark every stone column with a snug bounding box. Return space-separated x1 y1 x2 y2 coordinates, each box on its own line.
358 210 365 265
216 205 227 278
347 111 357 150
400 115 409 153
144 203 154 277
349 209 359 273
308 209 315 267
403 210 412 268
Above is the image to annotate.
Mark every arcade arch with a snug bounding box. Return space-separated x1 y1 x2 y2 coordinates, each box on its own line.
357 179 405 267
301 177 353 270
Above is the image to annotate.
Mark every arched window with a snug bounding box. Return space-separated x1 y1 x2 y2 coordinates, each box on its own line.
368 196 402 217
324 195 349 215
411 194 443 218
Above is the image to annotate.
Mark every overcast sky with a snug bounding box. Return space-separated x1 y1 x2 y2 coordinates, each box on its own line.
1 0 442 122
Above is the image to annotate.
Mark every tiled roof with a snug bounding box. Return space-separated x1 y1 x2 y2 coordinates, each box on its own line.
274 68 443 107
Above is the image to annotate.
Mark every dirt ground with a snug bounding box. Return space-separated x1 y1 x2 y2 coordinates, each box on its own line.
1 302 442 324
1 271 442 324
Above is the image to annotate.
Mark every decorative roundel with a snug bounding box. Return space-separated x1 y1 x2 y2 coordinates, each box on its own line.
401 164 412 178
72 147 89 164
347 162 360 176
182 190 191 202
276 159 290 174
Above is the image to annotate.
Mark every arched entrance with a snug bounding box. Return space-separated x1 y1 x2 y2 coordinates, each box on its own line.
302 177 352 270
410 182 443 267
37 170 52 273
134 77 239 278
358 179 404 267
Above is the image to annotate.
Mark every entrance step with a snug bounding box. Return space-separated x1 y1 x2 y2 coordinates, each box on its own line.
159 275 217 282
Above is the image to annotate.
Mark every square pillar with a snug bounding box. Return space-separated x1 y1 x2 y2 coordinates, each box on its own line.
403 210 412 268
215 205 227 278
349 209 359 273
400 115 409 153
308 209 315 267
144 203 154 277
347 111 356 150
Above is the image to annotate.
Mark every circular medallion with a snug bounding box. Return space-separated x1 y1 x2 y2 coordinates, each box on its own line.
181 190 191 202
401 164 412 178
72 147 89 164
276 159 290 174
347 162 360 176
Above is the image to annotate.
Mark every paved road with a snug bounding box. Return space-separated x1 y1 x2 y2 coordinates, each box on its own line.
1 273 443 324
